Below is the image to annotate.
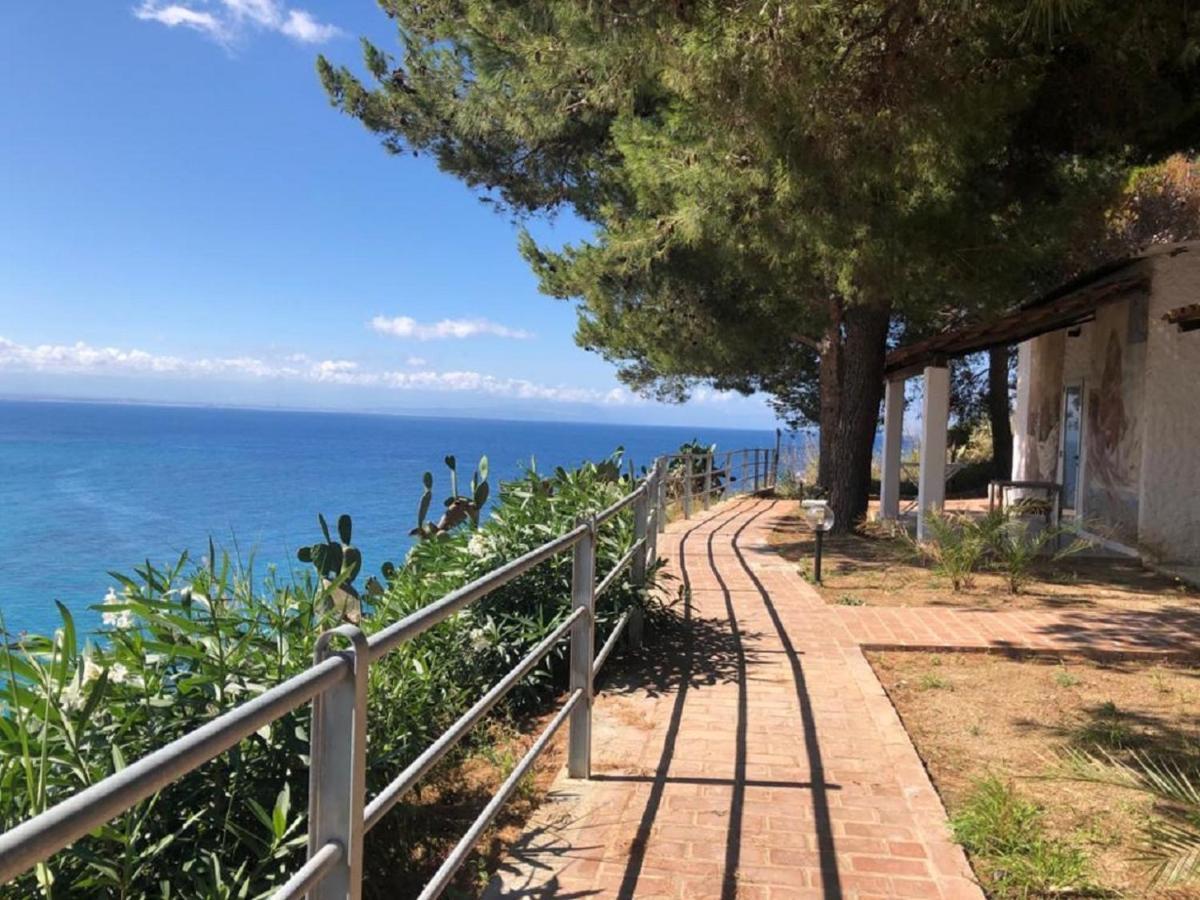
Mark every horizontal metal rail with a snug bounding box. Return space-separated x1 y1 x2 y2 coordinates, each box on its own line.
416 689 583 900
595 482 646 525
272 840 343 900
367 524 588 663
594 537 645 600
0 654 349 884
363 606 586 832
592 610 630 679
0 447 775 899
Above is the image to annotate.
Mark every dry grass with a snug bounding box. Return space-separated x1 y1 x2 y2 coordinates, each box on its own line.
869 651 1200 898
767 504 1199 613
364 705 568 899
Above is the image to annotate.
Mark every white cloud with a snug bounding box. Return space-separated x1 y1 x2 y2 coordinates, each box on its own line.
0 336 637 406
134 3 225 38
370 315 534 342
405 356 428 367
279 10 341 43
133 0 341 45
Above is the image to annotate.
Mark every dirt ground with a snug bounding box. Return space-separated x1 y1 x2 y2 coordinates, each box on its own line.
363 702 569 899
767 504 1199 613
869 650 1200 898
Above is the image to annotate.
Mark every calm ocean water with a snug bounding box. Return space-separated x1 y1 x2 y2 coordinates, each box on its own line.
0 400 779 637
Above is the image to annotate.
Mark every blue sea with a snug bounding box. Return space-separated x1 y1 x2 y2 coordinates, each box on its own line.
0 400 781 637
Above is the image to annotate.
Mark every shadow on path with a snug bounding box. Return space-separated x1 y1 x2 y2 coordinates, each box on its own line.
616 500 763 900
731 508 844 900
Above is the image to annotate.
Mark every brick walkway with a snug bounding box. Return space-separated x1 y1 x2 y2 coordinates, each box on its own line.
486 497 1198 899
487 497 983 899
838 603 1200 657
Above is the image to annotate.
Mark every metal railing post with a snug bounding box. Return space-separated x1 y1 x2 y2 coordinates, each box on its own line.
308 625 369 900
630 481 650 652
702 451 713 511
740 449 747 495
632 484 649 585
753 448 761 493
656 457 667 533
568 518 596 779
645 470 659 568
682 452 692 519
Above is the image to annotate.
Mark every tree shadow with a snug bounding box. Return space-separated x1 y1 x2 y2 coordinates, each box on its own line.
483 814 604 899
1031 607 1200 656
731 505 844 899
613 499 762 899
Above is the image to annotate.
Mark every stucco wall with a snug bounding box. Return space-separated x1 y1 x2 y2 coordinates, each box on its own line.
1021 330 1066 482
1019 288 1148 546
1137 251 1200 563
1015 247 1200 564
1080 298 1146 543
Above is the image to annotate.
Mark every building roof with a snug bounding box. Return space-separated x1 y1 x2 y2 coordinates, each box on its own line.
883 242 1194 378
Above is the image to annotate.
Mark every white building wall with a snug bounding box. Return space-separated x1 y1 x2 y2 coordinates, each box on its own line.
1011 247 1200 565
1137 252 1200 563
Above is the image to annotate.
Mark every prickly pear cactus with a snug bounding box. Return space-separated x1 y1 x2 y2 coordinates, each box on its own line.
411 454 490 541
297 513 362 622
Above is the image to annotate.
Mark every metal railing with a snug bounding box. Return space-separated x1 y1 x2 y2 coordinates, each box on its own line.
663 446 779 519
0 448 772 899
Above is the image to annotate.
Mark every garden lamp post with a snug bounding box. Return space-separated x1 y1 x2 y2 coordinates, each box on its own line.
801 499 835 583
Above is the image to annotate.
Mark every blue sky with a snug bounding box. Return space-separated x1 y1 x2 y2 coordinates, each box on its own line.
0 2 779 429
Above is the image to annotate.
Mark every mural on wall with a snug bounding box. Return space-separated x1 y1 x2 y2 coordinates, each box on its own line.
1085 306 1144 543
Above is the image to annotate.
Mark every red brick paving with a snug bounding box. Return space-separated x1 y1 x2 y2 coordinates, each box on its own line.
486 498 1197 899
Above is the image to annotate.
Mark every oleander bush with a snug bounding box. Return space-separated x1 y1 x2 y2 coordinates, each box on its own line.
0 450 659 899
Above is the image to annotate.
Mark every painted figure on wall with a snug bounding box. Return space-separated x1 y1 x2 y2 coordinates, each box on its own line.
1085 319 1142 540
1088 330 1130 489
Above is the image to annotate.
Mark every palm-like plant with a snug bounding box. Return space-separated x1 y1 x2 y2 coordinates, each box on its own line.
1056 747 1200 886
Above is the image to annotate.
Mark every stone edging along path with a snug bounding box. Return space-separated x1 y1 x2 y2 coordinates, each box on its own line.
485 497 1196 900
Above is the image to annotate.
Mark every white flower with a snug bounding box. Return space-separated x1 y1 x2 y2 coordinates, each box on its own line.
468 628 491 653
467 533 491 558
81 655 102 683
102 608 134 629
103 587 118 605
60 680 85 712
109 663 130 684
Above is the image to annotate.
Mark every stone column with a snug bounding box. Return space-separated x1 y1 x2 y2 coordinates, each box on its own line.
879 377 905 521
918 365 950 541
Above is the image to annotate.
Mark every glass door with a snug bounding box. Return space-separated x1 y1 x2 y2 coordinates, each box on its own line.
1060 385 1082 512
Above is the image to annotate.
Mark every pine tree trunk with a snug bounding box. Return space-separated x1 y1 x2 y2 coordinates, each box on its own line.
816 298 891 532
987 344 1013 480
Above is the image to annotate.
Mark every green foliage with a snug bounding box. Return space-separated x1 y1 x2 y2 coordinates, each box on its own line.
0 451 656 898
918 673 951 691
990 518 1087 594
297 513 364 621
410 455 490 542
951 777 1095 898
1056 747 1200 886
907 511 996 592
773 468 805 501
667 440 726 503
910 509 1085 594
320 0 1200 380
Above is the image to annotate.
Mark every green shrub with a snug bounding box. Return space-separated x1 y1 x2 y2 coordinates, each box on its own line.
988 518 1087 594
951 777 1094 897
0 450 657 898
908 511 997 591
773 468 805 500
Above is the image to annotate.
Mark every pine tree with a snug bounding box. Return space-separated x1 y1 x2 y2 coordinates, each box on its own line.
319 1 1200 529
